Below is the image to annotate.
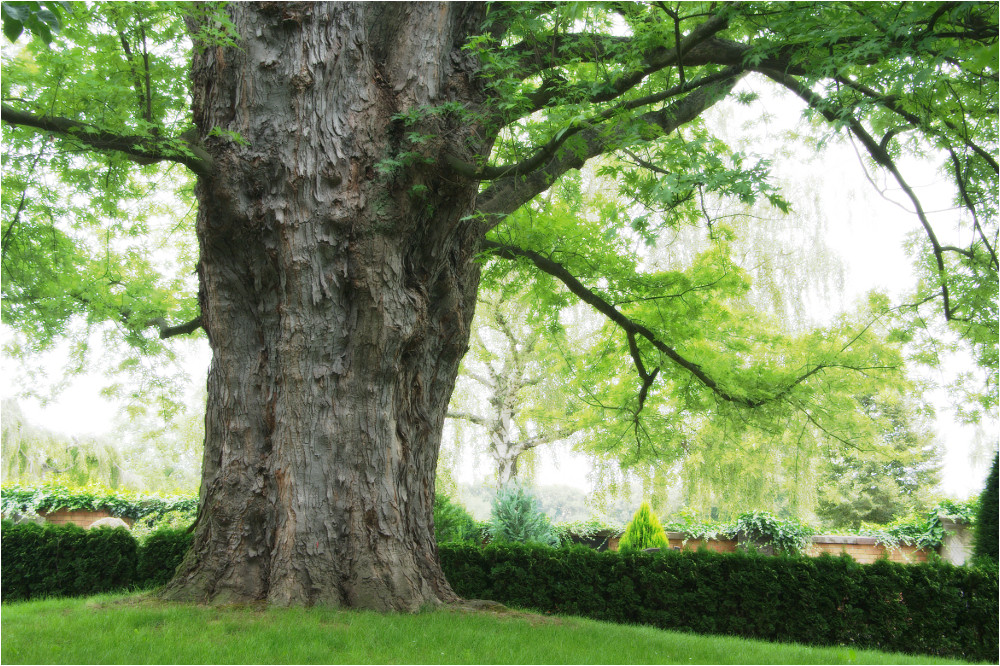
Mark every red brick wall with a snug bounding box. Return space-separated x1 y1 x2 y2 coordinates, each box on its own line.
38 509 134 528
806 536 928 564
667 535 738 553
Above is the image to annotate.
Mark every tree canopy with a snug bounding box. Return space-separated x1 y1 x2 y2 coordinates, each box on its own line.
4 1 996 427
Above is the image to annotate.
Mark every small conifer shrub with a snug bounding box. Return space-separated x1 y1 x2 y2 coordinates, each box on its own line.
487 485 559 547
618 501 669 553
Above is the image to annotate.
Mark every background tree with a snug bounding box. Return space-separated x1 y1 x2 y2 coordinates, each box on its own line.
446 287 592 486
2 2 995 609
1 398 129 488
814 393 942 529
0 397 202 492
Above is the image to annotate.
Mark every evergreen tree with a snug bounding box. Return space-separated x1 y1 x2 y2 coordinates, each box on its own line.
487 485 559 547
973 453 999 563
619 501 669 553
433 493 479 544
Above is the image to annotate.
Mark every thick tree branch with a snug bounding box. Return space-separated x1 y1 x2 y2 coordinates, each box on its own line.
474 72 743 228
147 315 204 339
1 105 214 176
451 67 741 181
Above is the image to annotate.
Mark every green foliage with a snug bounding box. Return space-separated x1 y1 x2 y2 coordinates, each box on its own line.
0 520 138 601
439 543 998 662
135 527 192 587
618 501 669 553
433 493 481 544
974 454 999 563
860 500 980 551
487 484 559 547
735 511 815 555
553 517 623 549
0 482 198 527
2 0 208 414
1 1 68 45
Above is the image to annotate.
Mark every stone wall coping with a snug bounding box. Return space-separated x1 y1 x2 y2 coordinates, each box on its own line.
665 532 729 541
810 534 880 545
665 533 906 547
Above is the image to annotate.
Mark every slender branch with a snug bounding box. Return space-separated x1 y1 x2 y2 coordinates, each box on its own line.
758 67 958 321
482 239 764 407
1 105 213 176
945 146 999 270
510 11 742 120
833 75 999 174
499 32 633 76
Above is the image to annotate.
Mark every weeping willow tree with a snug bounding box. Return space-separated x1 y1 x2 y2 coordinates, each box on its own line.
1 399 130 488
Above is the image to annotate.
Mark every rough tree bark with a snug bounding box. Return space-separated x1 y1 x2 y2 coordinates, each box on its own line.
161 2 492 609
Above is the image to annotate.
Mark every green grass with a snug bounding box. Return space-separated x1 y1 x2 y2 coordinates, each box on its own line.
0 592 983 665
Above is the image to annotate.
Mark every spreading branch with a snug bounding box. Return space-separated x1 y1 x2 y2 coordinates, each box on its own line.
474 71 743 229
450 67 741 181
496 9 740 122
482 239 763 407
1 105 214 176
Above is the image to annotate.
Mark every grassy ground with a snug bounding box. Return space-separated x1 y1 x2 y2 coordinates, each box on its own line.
0 592 982 665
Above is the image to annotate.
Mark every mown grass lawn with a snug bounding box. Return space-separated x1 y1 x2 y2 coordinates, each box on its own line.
0 591 984 665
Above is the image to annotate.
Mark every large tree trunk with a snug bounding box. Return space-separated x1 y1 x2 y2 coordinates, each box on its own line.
161 2 490 609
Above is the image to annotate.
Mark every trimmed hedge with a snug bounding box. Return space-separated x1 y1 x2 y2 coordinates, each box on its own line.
4 521 995 661
439 543 999 662
1 522 138 602
136 528 194 587
1 521 194 601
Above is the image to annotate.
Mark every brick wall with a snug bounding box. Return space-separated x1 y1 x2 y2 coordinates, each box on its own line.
806 535 929 563
38 509 134 528
667 534 738 553
610 532 931 564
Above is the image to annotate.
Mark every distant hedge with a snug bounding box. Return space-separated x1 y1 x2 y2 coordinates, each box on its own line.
1 522 193 602
439 543 998 662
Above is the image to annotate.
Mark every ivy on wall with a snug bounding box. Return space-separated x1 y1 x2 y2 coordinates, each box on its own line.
0 483 198 524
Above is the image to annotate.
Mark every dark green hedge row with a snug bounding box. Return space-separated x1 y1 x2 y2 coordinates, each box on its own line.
439 543 999 662
1 522 193 602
